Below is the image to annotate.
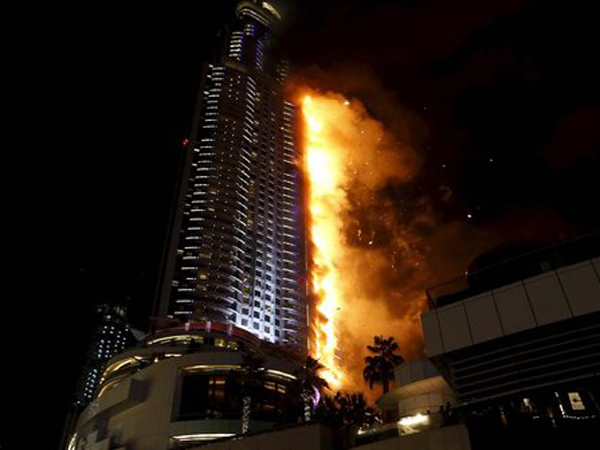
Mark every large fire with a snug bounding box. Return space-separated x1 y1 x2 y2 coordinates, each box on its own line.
296 86 533 397
301 94 346 388
298 89 421 391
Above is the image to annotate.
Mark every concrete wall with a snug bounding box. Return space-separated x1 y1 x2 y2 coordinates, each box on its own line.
422 258 600 357
354 424 471 450
394 361 439 387
189 424 333 450
398 392 455 418
392 361 456 417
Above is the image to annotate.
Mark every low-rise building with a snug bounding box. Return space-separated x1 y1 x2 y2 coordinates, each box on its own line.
421 233 600 448
68 322 302 450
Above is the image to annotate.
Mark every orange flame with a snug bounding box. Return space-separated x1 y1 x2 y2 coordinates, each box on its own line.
296 85 506 399
298 88 420 393
301 94 346 389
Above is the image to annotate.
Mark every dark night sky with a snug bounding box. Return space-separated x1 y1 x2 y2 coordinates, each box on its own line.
10 1 599 448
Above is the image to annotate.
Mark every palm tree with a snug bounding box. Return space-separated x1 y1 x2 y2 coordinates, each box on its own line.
236 351 266 434
363 335 404 394
293 356 330 422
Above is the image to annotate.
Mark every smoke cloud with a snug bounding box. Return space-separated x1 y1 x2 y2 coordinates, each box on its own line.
295 84 496 398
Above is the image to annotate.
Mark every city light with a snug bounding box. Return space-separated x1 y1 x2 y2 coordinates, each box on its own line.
172 433 236 442
398 413 429 427
397 413 430 435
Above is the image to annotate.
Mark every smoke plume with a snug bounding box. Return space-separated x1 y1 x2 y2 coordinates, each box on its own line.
292 64 575 400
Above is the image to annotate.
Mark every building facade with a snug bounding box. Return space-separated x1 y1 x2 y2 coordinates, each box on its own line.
68 324 302 450
421 234 600 448
155 1 307 352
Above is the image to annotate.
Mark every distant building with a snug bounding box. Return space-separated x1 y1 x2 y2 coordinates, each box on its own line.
154 0 308 352
59 304 138 450
73 304 134 409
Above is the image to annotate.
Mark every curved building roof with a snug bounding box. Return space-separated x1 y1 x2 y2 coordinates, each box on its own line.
236 1 282 28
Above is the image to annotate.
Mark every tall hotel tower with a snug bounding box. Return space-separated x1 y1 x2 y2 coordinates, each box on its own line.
155 1 307 351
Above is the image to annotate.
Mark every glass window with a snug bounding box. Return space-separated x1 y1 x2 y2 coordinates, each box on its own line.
177 374 235 420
